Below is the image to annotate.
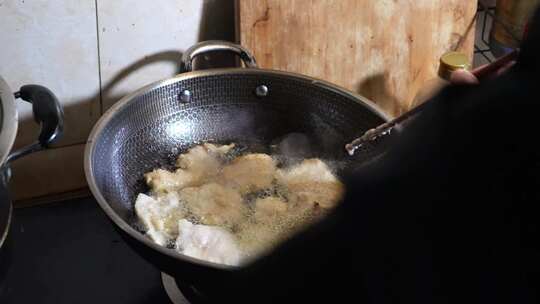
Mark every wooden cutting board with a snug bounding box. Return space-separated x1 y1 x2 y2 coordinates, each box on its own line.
236 0 477 117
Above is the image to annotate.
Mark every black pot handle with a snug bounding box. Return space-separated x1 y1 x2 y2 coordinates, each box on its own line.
7 85 64 163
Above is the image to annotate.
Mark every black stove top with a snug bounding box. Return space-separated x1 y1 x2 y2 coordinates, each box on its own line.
0 197 173 303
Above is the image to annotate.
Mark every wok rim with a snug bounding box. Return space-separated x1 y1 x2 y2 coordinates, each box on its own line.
84 67 390 270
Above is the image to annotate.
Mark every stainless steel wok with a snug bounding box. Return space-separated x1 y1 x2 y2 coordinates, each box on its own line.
84 41 390 291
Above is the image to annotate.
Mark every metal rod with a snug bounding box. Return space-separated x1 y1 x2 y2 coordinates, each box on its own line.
345 49 519 156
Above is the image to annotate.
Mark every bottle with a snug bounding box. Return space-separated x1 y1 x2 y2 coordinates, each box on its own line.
490 0 539 57
410 51 470 109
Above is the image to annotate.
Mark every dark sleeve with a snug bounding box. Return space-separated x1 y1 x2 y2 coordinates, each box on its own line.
216 8 540 304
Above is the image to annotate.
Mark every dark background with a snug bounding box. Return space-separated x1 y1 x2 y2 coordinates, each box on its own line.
0 197 172 304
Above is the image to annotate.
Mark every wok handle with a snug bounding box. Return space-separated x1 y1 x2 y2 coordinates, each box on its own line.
181 40 258 72
6 85 64 163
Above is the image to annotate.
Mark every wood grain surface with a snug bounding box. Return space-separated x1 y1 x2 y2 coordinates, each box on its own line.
237 0 477 116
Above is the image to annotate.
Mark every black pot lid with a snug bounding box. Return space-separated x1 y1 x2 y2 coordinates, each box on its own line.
0 76 18 166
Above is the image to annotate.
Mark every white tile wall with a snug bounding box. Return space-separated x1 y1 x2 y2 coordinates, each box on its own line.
97 0 203 110
0 0 235 202
0 0 101 147
97 0 236 110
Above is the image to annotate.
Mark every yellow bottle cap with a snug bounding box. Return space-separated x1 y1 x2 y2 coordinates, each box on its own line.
438 51 471 80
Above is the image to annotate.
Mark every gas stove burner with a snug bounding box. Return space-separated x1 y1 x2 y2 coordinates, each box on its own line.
161 273 190 304
161 273 211 304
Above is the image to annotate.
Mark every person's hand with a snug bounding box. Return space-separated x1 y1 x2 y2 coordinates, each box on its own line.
450 51 518 85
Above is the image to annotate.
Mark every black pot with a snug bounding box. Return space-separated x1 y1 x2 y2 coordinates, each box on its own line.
0 76 64 277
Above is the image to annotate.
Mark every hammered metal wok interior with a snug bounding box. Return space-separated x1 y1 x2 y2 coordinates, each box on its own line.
85 41 389 286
